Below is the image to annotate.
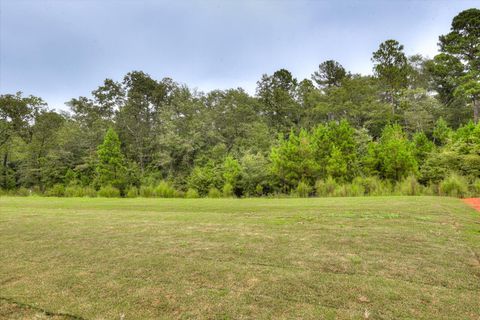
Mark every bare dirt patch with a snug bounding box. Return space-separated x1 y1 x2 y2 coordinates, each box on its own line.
463 198 480 212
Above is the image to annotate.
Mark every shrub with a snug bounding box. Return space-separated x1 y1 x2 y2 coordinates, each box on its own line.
46 184 65 197
295 180 312 198
185 188 200 198
334 183 365 197
354 176 390 196
208 187 221 198
15 187 31 197
65 185 85 197
139 186 155 198
154 181 176 198
222 183 234 198
83 187 97 197
315 177 338 197
439 173 469 198
396 175 423 196
126 186 139 198
472 179 480 197
255 184 264 196
98 185 121 198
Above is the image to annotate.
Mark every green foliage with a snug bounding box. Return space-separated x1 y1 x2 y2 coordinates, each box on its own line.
439 173 469 198
46 184 65 197
139 186 155 198
96 128 127 191
98 185 121 198
2 9 479 199
412 132 435 163
432 118 451 146
366 124 418 181
83 187 97 197
154 181 176 198
353 176 391 196
207 187 221 198
64 185 86 197
188 161 221 196
315 177 338 197
312 60 347 88
294 180 312 198
270 128 318 190
185 188 200 198
222 183 234 198
15 187 31 197
333 183 365 197
222 156 241 187
126 186 139 198
238 153 270 196
472 179 480 196
395 175 423 196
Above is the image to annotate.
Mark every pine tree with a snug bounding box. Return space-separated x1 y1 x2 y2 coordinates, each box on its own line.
96 128 127 191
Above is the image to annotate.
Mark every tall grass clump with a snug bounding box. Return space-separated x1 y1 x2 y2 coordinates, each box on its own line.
354 176 391 196
208 187 221 198
154 181 176 198
98 185 120 198
126 186 139 198
45 184 65 197
83 186 97 197
64 185 85 197
315 177 338 197
139 186 155 198
185 188 200 198
293 180 312 198
334 183 365 197
222 183 234 198
15 187 31 196
472 179 480 197
395 175 423 196
439 173 469 198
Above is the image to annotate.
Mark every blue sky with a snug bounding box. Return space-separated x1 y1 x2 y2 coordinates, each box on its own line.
1 0 478 110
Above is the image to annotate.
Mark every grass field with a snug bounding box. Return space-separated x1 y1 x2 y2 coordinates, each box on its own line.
0 196 479 319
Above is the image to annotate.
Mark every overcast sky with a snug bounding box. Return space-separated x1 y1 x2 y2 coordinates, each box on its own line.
1 0 478 110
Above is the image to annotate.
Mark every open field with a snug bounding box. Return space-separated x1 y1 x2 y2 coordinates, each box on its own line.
0 196 479 319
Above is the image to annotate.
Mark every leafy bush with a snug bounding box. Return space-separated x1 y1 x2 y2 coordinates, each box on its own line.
396 175 423 196
315 177 338 197
139 186 155 198
439 173 469 198
126 186 139 198
154 181 176 198
222 183 234 198
208 187 221 198
185 188 200 198
295 180 312 198
333 183 365 197
188 161 221 196
98 185 121 198
255 184 264 196
353 176 390 196
472 179 480 196
83 187 97 197
46 184 65 197
65 185 85 197
15 187 31 197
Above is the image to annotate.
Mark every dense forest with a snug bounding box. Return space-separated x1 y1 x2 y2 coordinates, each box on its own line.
1 8 479 198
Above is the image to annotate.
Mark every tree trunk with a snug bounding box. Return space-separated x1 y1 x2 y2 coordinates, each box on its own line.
474 98 479 124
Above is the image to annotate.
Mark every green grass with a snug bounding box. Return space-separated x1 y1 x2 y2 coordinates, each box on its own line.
0 196 479 319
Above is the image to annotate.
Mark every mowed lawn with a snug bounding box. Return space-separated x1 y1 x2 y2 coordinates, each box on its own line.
0 197 479 320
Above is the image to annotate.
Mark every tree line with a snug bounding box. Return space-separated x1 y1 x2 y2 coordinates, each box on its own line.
1 8 479 198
